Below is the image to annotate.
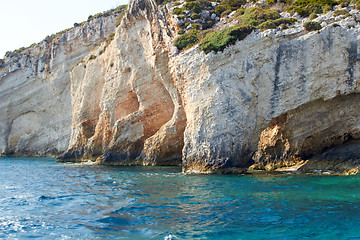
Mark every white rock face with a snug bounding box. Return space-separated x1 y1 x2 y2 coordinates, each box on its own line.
172 24 360 172
2 0 360 174
58 0 360 173
60 0 187 165
0 14 119 156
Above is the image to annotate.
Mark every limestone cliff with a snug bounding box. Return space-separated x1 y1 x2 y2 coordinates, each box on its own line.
0 12 120 156
60 0 187 166
2 0 360 174
174 23 360 173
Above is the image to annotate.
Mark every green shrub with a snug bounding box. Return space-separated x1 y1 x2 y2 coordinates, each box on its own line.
303 21 322 31
174 29 200 50
198 0 212 8
114 5 127 13
215 5 230 15
184 2 203 13
349 24 355 28
14 47 26 53
177 14 187 20
115 11 126 27
258 20 277 29
178 29 185 34
199 25 255 54
197 29 216 40
288 0 335 17
221 9 233 18
173 7 184 15
240 7 281 26
272 18 296 26
110 62 114 67
234 8 246 17
184 22 191 28
309 12 318 19
108 32 115 41
279 23 289 29
338 0 351 6
228 8 245 21
333 9 348 16
192 23 202 30
357 0 360 9
322 5 333 13
215 0 246 16
221 0 247 8
87 4 127 24
332 23 340 27
105 32 116 46
202 20 215 29
191 13 201 19
89 55 97 60
160 0 173 4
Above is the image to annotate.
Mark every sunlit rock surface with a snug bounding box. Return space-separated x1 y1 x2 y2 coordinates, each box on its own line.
59 0 187 166
0 14 119 156
2 0 360 174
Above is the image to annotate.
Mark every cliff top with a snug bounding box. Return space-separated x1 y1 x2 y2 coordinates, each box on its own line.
1 5 127 61
168 0 360 53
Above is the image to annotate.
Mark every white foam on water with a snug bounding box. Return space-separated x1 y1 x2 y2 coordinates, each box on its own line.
164 234 177 240
65 160 96 166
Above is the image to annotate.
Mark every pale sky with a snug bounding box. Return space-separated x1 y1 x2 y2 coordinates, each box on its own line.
0 0 129 58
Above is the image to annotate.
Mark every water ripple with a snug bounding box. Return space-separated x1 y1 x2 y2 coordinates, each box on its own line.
1 157 360 239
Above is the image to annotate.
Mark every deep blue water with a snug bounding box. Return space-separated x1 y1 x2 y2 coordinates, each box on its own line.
1 157 360 239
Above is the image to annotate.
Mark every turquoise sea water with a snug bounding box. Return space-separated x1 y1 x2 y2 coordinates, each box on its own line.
1 157 360 239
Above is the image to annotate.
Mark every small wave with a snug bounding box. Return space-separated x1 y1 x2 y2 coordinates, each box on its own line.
164 234 177 240
38 195 56 201
65 160 96 166
310 170 339 175
38 194 77 201
183 170 202 175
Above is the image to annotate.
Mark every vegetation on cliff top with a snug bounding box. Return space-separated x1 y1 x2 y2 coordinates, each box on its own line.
87 5 127 22
174 5 297 52
303 20 322 30
172 0 357 54
174 29 201 50
199 25 254 53
288 0 336 17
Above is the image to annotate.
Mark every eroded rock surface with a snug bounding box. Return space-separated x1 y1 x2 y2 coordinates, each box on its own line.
59 0 187 165
172 25 360 173
0 14 119 156
252 94 360 171
2 0 360 174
